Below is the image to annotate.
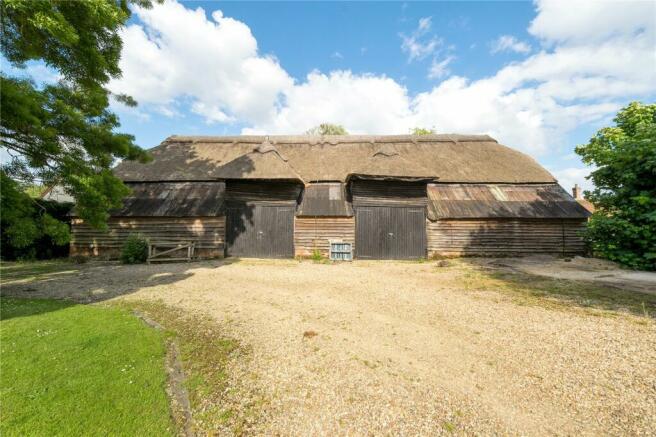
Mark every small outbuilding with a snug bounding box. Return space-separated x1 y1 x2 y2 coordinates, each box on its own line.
70 134 590 259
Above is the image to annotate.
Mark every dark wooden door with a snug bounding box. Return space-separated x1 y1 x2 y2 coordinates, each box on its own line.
226 204 294 258
355 206 426 259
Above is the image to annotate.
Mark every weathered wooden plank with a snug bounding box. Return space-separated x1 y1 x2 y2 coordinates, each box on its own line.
351 180 428 206
427 218 587 256
71 217 225 259
294 217 355 257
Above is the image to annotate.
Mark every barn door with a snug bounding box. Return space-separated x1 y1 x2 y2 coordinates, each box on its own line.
388 207 426 259
226 204 294 258
355 206 426 259
259 205 294 258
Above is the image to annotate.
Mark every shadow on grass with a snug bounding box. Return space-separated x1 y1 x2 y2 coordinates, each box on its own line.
0 297 76 321
454 264 656 319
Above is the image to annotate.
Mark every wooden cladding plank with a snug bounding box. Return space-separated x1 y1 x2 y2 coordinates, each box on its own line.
71 217 226 257
351 180 428 206
226 205 294 258
225 181 302 204
427 218 587 255
294 217 355 256
355 206 426 259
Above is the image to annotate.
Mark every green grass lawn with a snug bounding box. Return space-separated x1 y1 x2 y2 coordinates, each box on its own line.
0 298 173 436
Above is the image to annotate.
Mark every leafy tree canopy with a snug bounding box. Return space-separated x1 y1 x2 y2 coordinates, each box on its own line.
575 101 656 270
305 123 349 135
410 127 436 135
1 0 153 251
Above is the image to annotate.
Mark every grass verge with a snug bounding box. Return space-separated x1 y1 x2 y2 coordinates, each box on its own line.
117 300 262 435
0 298 173 436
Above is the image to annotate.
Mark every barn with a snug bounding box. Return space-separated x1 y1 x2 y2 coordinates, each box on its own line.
70 134 590 260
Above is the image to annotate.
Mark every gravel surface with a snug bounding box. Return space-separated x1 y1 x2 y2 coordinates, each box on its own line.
484 255 656 295
3 259 655 435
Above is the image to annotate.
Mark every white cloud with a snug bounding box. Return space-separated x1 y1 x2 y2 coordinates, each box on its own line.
109 1 292 125
427 56 455 79
331 51 344 59
418 16 432 32
242 70 413 135
399 16 442 62
529 0 655 44
549 166 595 193
1 59 61 85
490 35 532 54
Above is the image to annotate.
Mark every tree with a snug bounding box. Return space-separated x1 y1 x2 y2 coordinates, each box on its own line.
575 102 656 270
305 123 349 135
1 0 153 251
410 127 436 135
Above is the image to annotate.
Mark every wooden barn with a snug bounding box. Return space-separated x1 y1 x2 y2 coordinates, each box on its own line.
70 135 591 260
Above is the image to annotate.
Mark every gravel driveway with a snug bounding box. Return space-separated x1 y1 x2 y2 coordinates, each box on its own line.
3 259 655 435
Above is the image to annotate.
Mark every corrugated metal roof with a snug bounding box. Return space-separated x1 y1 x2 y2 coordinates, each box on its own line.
113 182 225 217
427 183 591 219
296 183 352 217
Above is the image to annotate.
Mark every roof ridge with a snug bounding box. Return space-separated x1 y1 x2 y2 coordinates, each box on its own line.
166 134 498 144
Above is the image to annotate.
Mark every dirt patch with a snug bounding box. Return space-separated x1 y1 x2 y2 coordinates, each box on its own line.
133 310 193 436
302 330 318 339
2 258 655 435
165 341 194 437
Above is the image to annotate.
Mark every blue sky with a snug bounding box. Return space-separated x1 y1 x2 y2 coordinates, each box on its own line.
4 1 655 191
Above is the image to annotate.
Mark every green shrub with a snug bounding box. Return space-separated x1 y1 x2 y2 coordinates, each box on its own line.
310 249 323 261
120 234 149 264
71 255 88 264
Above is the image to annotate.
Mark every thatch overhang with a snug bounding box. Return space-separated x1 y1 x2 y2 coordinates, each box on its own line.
427 183 591 220
114 134 556 184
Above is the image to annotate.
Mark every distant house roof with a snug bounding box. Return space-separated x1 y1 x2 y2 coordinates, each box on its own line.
40 185 74 203
576 198 596 214
427 183 591 219
114 134 557 184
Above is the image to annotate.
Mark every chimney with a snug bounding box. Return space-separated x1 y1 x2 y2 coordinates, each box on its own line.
572 184 582 199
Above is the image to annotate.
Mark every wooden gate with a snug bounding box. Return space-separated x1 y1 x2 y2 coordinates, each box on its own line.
355 206 426 259
226 204 294 258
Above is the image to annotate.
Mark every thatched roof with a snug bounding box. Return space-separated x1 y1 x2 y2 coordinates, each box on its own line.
114 134 556 183
427 183 591 219
213 141 303 181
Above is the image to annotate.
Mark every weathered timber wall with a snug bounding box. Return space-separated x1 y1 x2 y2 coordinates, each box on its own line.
294 217 355 257
70 217 225 259
427 218 587 256
351 180 428 206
